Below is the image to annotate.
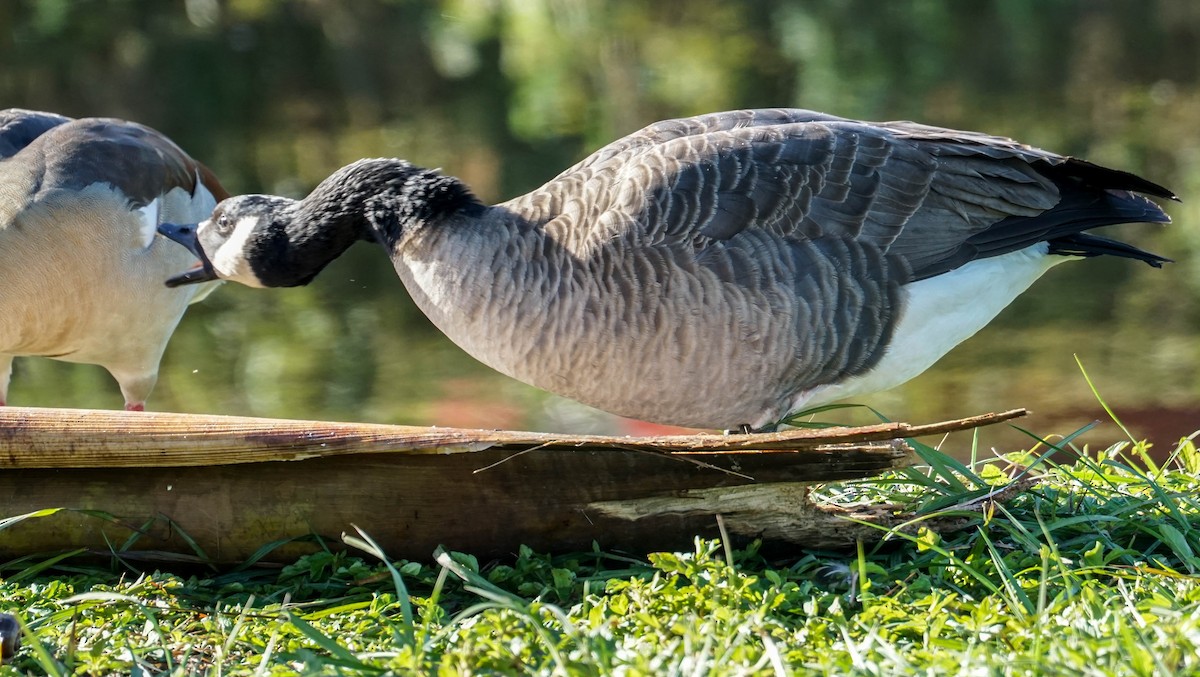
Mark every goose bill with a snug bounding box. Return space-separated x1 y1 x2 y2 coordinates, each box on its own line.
157 222 219 286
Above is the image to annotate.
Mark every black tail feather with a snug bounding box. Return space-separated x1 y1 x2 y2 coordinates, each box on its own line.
1048 232 1172 267
963 174 1173 266
1052 157 1179 202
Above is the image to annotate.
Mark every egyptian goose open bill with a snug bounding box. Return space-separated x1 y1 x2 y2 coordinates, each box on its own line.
157 109 1174 430
0 109 226 410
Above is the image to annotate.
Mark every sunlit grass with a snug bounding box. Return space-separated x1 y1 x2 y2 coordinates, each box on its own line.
1 428 1199 674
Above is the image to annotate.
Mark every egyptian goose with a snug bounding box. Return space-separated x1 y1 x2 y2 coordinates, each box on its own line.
0 109 226 410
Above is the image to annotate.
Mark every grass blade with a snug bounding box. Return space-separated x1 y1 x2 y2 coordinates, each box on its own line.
1075 355 1135 442
286 612 378 671
342 526 415 647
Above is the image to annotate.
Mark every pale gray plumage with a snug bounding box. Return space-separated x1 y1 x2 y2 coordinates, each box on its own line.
0 109 227 410
159 109 1173 429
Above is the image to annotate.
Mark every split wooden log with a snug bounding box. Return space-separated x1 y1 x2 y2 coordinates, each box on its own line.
0 406 1026 562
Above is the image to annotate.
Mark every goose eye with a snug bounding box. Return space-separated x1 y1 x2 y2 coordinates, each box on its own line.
216 213 231 235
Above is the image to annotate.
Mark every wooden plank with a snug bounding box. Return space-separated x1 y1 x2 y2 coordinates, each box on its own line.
0 407 1027 561
0 444 908 562
0 407 1027 468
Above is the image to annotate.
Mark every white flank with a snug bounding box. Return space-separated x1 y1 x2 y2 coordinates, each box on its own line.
772 244 1064 425
133 198 161 250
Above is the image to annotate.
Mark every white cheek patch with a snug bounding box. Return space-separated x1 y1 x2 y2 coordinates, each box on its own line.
134 198 162 250
209 216 268 288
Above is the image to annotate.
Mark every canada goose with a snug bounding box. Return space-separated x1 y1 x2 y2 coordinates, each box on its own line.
159 109 1174 430
0 109 227 410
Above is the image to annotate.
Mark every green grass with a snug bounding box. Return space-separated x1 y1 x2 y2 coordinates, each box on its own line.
3 433 1200 675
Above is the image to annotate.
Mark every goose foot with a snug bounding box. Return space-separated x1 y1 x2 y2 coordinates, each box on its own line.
723 423 757 435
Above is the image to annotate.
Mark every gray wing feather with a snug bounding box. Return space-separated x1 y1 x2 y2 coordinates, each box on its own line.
604 121 939 259
0 109 73 159
8 116 225 208
517 108 1169 283
511 108 1166 285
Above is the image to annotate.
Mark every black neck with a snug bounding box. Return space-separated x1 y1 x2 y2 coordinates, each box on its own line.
356 160 481 247
251 159 480 287
305 158 480 246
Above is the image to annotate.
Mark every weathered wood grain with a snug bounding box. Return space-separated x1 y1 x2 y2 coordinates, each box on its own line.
0 406 1026 562
0 406 1026 467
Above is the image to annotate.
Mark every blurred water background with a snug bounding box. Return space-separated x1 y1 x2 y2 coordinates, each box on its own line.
2 0 1199 450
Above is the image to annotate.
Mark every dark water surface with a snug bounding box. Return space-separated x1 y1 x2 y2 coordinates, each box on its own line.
4 1 1199 451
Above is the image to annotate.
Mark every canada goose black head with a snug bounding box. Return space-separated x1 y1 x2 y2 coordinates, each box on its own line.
160 158 480 289
161 194 297 287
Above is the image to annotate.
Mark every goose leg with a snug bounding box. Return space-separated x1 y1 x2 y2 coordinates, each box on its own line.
108 367 157 412
0 355 10 406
